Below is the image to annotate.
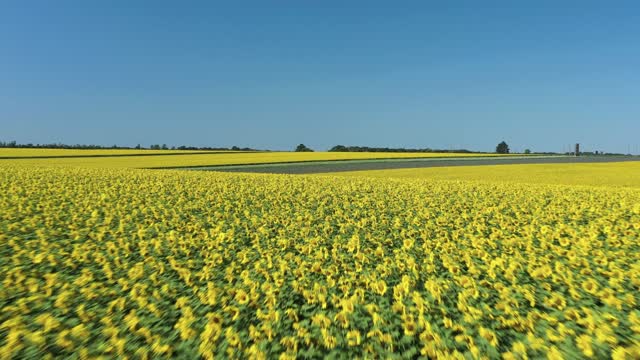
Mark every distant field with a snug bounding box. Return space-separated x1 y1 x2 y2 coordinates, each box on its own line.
0 151 514 168
331 161 640 188
0 148 236 158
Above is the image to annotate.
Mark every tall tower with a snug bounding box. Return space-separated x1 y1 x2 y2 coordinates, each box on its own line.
575 143 580 157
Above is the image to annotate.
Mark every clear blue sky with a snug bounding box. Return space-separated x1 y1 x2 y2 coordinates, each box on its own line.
2 1 639 153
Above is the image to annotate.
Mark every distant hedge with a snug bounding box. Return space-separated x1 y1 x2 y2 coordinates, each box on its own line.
328 145 477 153
0 141 257 151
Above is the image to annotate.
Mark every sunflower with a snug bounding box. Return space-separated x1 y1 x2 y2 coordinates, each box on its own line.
403 316 418 336
279 336 298 352
334 311 350 328
478 327 498 347
225 327 241 348
346 330 361 346
547 346 564 360
372 279 387 296
321 329 337 349
576 334 594 358
581 279 599 295
235 289 250 305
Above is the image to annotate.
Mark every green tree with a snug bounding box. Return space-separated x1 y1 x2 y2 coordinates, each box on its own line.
329 145 348 152
295 144 313 152
524 149 531 154
496 141 510 154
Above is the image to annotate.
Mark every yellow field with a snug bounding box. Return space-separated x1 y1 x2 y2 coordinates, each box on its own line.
332 162 640 188
0 151 511 168
1 163 639 358
0 148 224 158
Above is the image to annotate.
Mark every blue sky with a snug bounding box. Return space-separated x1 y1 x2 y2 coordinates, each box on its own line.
1 1 639 153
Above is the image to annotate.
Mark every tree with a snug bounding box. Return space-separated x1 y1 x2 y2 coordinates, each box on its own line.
329 145 348 152
524 149 531 154
295 144 313 152
496 141 510 154
161 144 168 150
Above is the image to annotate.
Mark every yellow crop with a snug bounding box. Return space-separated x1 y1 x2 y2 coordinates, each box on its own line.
1 164 639 358
333 162 640 188
0 151 512 168
0 148 219 158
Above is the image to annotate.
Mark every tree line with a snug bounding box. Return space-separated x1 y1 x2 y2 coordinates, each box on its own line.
295 143 509 153
297 142 546 154
0 141 122 149
5 140 625 155
327 145 477 153
0 141 257 151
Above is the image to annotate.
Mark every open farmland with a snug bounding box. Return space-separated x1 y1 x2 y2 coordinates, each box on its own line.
0 151 515 169
1 163 640 358
5 0 639 358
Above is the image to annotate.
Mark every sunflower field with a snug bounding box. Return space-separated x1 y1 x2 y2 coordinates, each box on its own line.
1 165 640 359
